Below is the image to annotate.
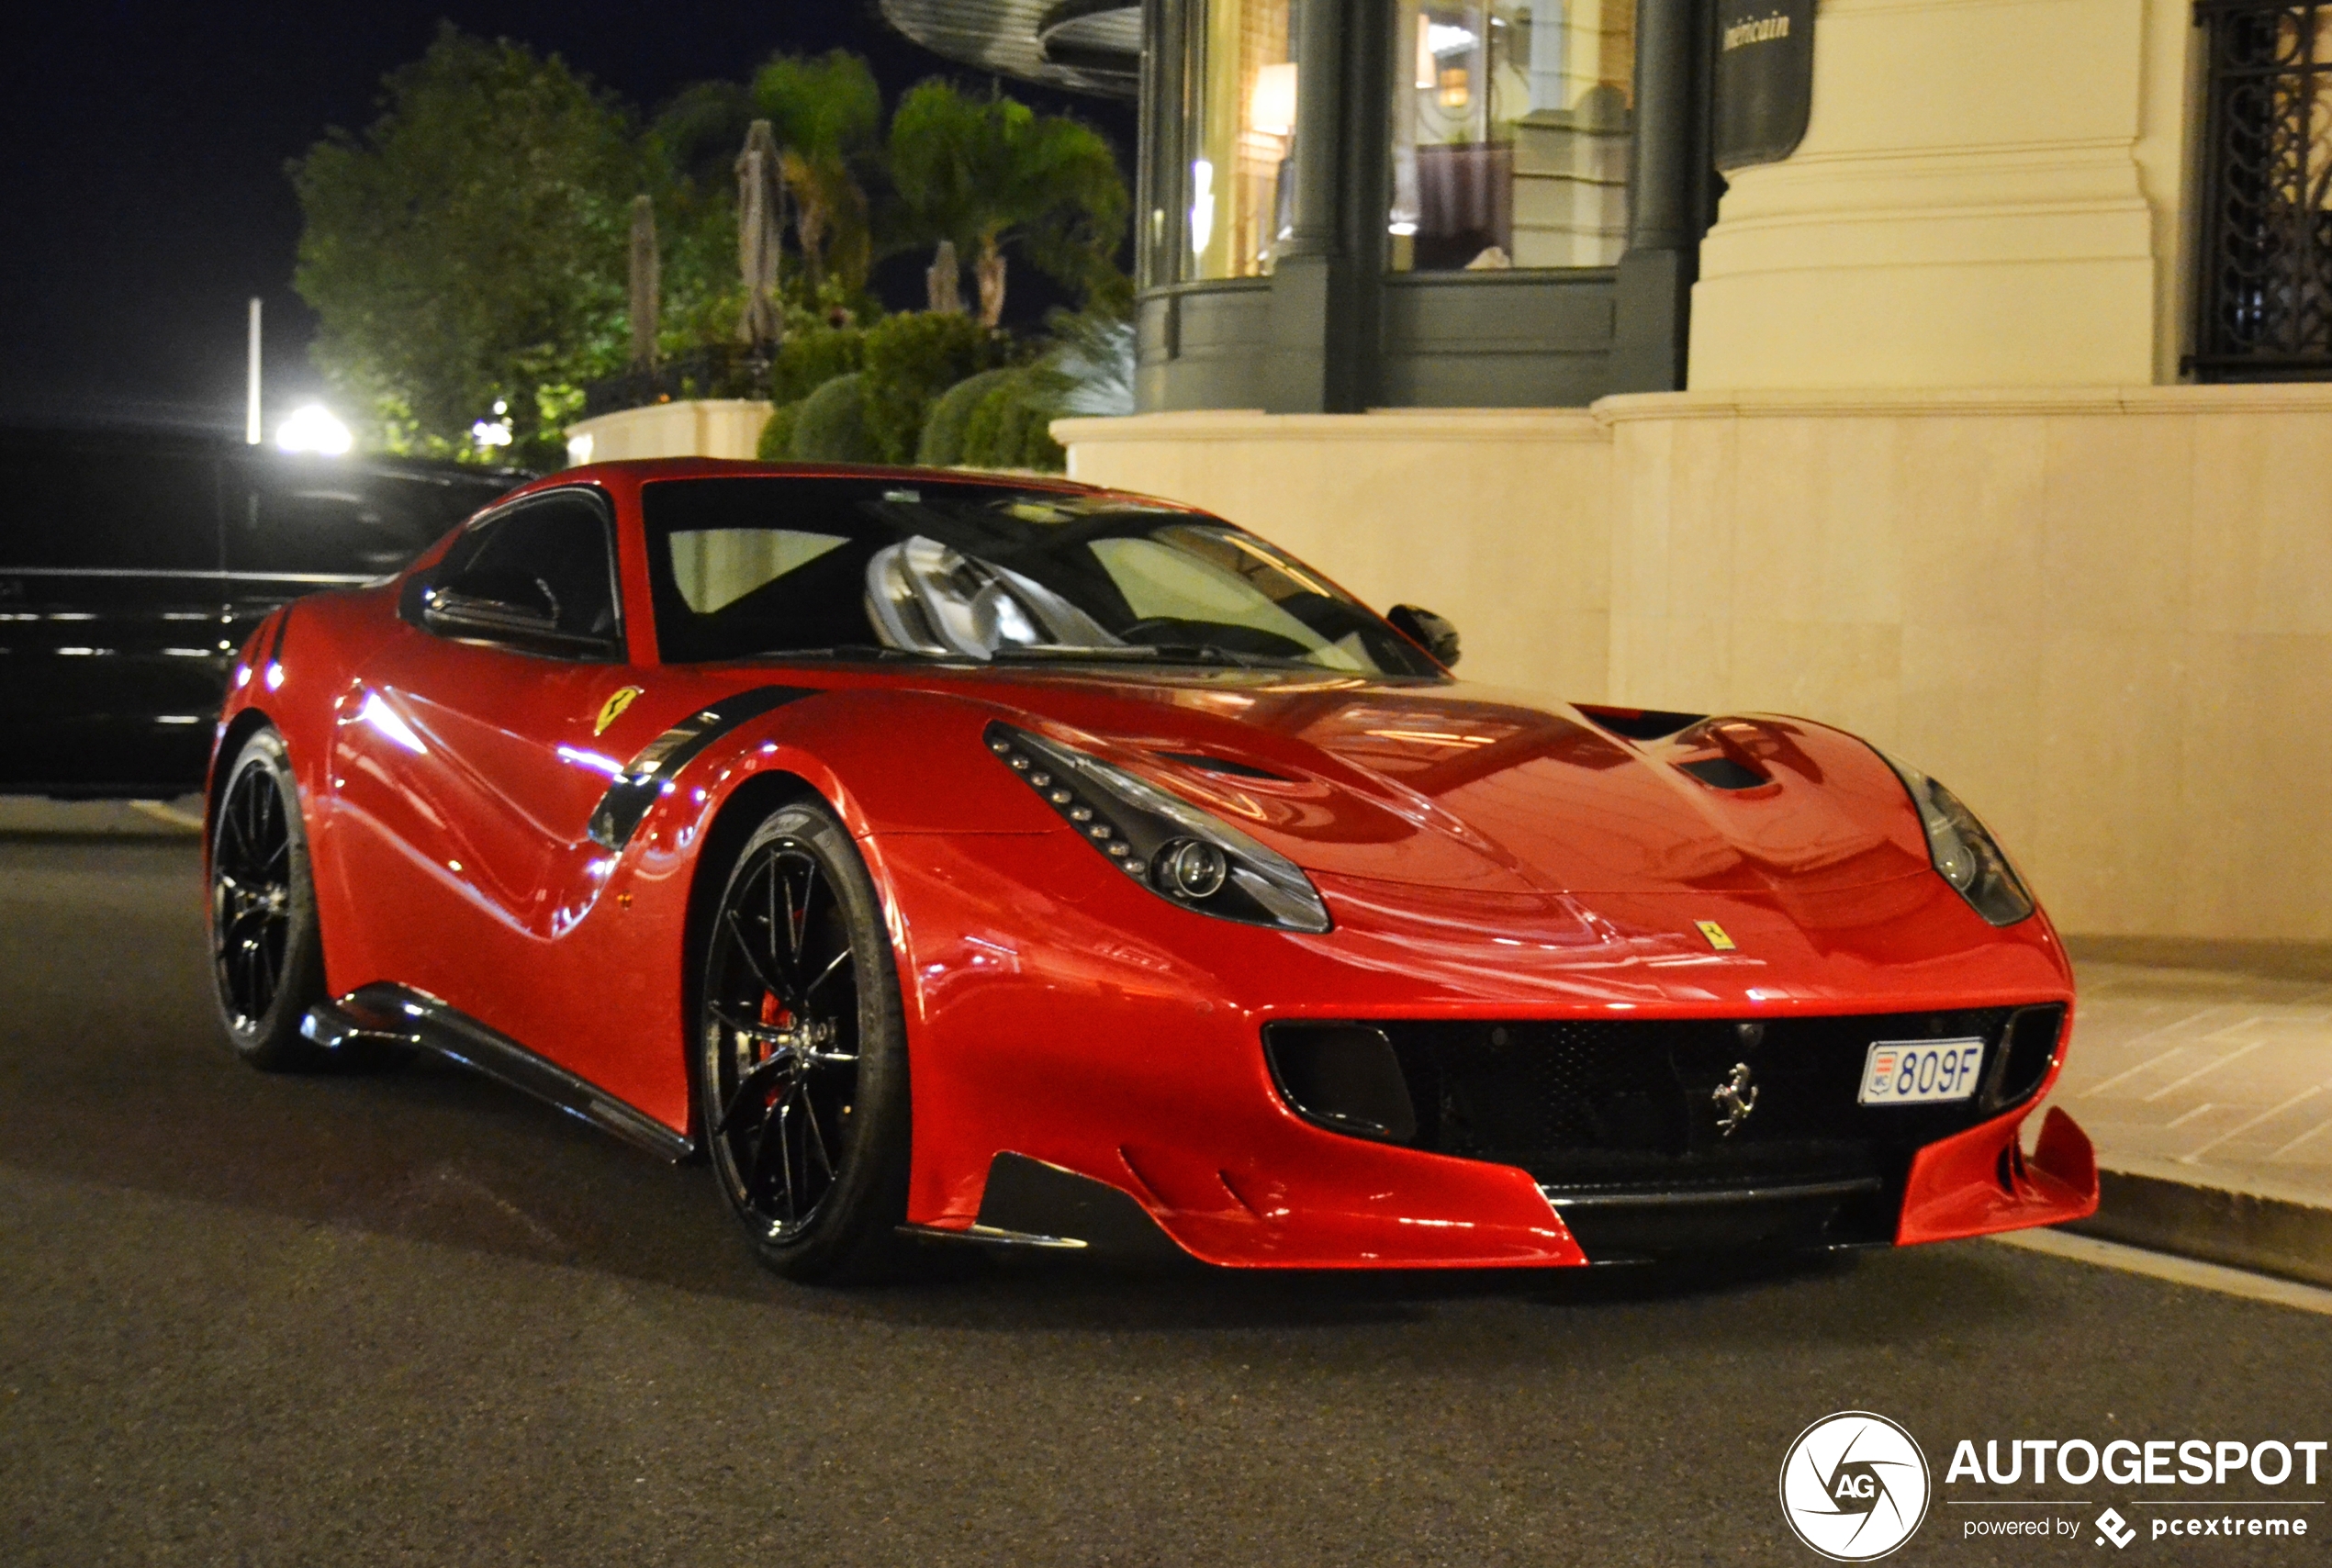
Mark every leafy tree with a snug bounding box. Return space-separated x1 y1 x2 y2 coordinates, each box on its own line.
642 80 756 353
753 50 882 297
290 25 637 466
889 81 1129 325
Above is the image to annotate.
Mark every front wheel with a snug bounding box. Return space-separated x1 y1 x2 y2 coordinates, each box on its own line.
207 727 330 1070
696 801 912 1282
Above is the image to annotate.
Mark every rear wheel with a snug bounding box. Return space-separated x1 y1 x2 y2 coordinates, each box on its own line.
207 727 330 1070
696 801 911 1282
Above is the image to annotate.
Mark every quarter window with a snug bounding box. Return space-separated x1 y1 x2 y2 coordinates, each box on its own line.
422 490 622 656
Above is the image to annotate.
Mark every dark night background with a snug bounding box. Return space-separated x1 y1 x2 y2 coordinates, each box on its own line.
0 3 1134 434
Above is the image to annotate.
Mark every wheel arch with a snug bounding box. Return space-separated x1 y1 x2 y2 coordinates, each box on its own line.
206 707 279 862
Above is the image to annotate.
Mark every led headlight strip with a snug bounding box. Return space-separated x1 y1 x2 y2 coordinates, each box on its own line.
1878 752 2036 926
985 721 1331 934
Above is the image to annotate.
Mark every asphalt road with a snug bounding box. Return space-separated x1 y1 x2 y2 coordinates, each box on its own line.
4 834 2329 1567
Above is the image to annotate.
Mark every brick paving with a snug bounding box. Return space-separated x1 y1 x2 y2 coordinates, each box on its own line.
2053 950 2332 1204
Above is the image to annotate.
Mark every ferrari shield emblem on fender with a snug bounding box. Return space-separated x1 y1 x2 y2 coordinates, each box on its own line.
1712 1062 1759 1136
1695 919 1736 951
594 687 643 736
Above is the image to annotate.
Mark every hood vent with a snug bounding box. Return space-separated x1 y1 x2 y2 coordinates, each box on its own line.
1677 756 1768 790
1578 704 1706 741
1153 750 1290 781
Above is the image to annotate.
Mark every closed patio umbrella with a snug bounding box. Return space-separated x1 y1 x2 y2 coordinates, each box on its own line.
628 195 659 369
736 119 784 351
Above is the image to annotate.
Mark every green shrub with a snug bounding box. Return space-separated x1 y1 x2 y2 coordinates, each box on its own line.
860 311 1008 463
916 368 1021 466
786 373 880 463
959 368 1067 473
770 323 866 407
757 399 802 462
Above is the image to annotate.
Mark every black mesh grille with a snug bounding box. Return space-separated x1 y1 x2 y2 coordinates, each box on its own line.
1266 1005 2064 1201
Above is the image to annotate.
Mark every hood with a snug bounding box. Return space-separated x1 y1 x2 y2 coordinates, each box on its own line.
975 670 1934 901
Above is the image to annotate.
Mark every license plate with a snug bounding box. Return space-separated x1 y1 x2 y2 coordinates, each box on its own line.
1859 1038 1985 1105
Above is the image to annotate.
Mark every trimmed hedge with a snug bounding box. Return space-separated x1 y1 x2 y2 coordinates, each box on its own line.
959 369 1067 472
756 398 802 461
916 367 1021 466
770 325 866 407
861 311 1007 463
785 373 880 463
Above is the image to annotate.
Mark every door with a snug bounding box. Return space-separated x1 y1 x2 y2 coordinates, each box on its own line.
327 487 640 1054
0 431 227 795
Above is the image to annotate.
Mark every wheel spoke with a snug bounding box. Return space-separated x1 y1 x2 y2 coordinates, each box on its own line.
716 1049 793 1136
723 905 790 1003
804 944 852 999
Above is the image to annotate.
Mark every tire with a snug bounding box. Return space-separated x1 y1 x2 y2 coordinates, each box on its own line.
695 800 913 1282
207 727 331 1071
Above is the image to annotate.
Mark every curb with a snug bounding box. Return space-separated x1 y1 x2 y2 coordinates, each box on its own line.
2063 1159 2332 1293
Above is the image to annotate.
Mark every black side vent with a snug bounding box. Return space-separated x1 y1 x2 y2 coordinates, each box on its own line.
1577 705 1706 741
1263 1025 1418 1142
1981 1004 2066 1113
1155 750 1290 781
1677 756 1767 790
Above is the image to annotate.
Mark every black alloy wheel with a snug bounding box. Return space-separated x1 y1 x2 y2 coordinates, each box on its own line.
208 727 330 1070
698 801 911 1282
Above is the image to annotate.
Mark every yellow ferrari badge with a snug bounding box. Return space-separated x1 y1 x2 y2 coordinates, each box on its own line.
1695 920 1737 951
594 687 643 736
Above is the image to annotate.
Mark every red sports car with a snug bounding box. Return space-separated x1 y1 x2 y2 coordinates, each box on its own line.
204 459 2098 1282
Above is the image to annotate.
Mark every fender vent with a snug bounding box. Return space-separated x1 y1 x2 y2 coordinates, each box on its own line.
1578 705 1705 741
1154 750 1290 781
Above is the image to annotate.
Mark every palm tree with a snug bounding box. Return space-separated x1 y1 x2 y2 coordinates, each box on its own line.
753 50 881 297
889 81 1127 326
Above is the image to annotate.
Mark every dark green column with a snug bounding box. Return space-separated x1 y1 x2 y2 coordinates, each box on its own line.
1265 0 1378 413
1611 0 1701 392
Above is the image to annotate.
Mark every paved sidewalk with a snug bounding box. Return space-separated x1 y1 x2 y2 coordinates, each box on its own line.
2049 940 2332 1286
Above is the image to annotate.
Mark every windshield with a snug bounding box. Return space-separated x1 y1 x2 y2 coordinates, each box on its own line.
637 476 1443 677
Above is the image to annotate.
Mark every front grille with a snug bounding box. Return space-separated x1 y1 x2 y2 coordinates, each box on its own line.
1264 1005 2065 1258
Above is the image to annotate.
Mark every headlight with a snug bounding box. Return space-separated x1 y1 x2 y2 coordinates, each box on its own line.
985 722 1331 934
1880 754 2035 926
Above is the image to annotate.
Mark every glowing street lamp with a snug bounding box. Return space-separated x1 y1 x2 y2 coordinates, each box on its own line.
275 404 353 455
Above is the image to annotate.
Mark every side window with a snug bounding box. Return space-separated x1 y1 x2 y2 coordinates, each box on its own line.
0 435 219 572
420 490 622 658
227 463 439 578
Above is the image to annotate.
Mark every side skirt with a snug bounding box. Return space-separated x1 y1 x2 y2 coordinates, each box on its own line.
301 983 693 1162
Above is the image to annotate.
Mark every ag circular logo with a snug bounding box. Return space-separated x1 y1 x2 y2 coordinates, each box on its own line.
1778 1411 1932 1561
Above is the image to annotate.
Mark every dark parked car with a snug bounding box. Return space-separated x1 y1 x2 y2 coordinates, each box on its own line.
0 425 526 796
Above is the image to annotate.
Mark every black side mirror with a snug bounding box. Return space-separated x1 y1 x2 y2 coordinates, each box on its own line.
1387 604 1461 668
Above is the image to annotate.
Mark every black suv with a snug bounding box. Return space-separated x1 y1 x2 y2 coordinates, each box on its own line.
0 425 528 797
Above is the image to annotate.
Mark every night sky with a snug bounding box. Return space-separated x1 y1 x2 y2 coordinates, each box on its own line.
0 3 1134 433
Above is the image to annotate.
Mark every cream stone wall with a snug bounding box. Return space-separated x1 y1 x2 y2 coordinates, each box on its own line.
1059 393 2332 943
565 399 772 465
1688 0 2181 390
1059 409 1617 706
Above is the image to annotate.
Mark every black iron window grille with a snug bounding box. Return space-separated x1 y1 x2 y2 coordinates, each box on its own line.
2193 0 2332 379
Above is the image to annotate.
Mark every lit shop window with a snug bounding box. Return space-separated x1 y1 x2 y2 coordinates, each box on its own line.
1184 0 1301 279
1387 0 1634 272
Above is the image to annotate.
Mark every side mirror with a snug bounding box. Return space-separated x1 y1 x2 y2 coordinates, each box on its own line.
1387 604 1461 668
421 571 610 655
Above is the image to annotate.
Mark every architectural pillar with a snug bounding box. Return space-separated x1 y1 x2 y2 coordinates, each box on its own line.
1609 0 1702 392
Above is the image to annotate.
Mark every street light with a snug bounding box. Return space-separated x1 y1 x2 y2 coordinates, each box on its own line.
275 404 353 455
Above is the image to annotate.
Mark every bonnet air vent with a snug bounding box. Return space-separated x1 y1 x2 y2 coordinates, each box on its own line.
1677 756 1768 790
1154 750 1290 781
1578 705 1707 741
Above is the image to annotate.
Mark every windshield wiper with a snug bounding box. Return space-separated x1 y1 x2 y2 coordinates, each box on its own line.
987 642 1288 669
752 644 921 661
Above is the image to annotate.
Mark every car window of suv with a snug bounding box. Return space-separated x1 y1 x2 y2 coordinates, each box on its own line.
0 432 219 572
418 489 622 657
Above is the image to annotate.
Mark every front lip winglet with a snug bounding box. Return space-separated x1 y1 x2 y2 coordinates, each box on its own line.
587 685 818 851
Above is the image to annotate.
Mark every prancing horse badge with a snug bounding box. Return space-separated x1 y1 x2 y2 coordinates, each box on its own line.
595 686 643 736
1696 920 1737 951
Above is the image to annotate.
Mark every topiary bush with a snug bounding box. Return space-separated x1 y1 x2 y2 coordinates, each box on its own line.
860 311 1009 463
757 399 802 461
959 368 1067 473
770 323 866 407
916 367 1022 466
786 373 880 463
